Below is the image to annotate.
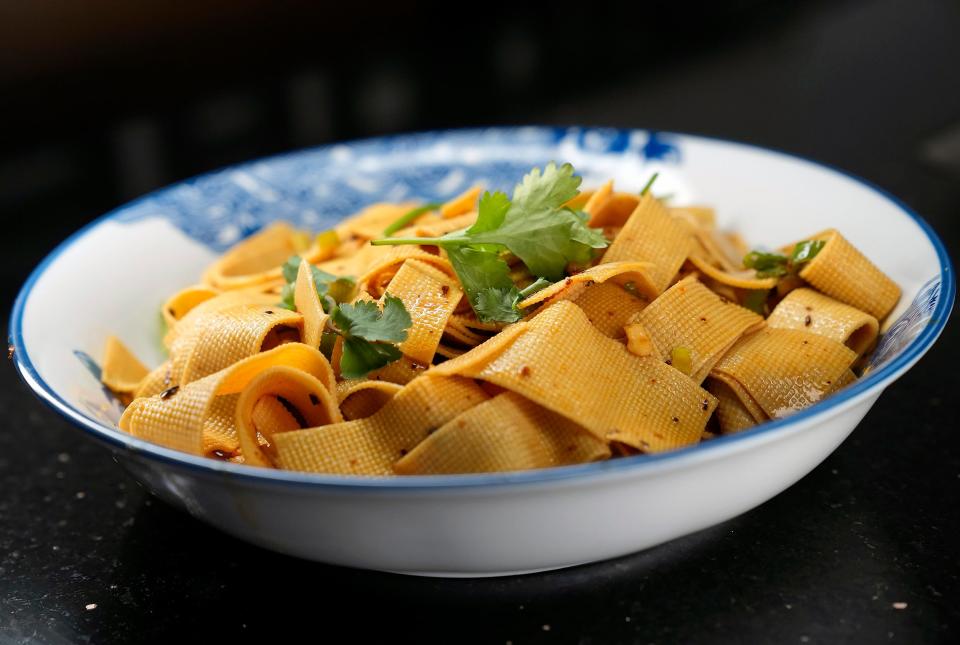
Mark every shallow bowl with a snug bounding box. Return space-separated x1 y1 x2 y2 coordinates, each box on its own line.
10 127 954 576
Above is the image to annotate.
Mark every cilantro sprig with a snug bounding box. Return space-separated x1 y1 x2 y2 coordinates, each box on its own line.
330 296 412 378
279 255 356 312
278 255 410 377
743 240 826 279
370 162 608 322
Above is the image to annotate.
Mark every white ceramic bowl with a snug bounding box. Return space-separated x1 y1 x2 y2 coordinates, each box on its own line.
10 127 954 577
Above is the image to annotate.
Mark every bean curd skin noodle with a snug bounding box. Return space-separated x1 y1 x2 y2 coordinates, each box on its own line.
102 165 900 476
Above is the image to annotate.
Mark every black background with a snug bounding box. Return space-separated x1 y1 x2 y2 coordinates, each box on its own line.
2 1 959 643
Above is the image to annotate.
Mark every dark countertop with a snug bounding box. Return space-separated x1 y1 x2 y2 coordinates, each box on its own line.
2 1 959 643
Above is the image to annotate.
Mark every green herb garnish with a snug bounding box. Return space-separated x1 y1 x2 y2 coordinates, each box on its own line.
383 202 443 237
371 162 608 322
742 240 826 280
640 172 659 196
329 295 412 378
742 289 769 315
279 255 356 312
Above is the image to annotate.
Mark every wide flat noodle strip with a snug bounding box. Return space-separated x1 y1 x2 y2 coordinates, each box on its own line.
440 184 482 218
601 193 693 293
518 261 658 309
162 285 218 329
434 301 716 452
637 276 765 384
272 375 488 474
394 392 611 474
135 362 172 399
294 258 328 349
795 229 900 320
399 212 477 238
767 287 879 356
706 378 761 434
163 288 279 348
236 365 342 467
120 344 335 455
336 379 403 420
687 255 778 290
170 304 303 386
203 223 333 290
100 336 149 395
587 192 640 228
335 202 418 240
568 282 649 338
583 180 613 218
711 328 857 419
385 260 463 365
357 245 455 299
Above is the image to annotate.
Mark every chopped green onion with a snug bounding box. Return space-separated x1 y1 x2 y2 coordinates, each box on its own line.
742 289 768 315
383 202 442 236
640 172 660 196
670 346 693 375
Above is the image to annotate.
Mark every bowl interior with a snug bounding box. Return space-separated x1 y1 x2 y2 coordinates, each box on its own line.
11 127 951 463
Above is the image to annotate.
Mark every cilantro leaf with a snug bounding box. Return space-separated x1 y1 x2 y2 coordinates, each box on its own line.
445 246 520 323
370 162 608 317
331 295 411 343
339 337 404 379
328 294 412 378
474 287 522 323
373 162 607 281
468 191 511 235
511 162 582 214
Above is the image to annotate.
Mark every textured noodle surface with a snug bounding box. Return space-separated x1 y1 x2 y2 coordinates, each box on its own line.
395 392 610 474
711 328 857 419
796 229 901 320
100 336 149 394
638 276 765 384
767 287 879 355
272 375 488 474
386 260 463 365
601 194 693 293
434 301 716 452
119 344 335 454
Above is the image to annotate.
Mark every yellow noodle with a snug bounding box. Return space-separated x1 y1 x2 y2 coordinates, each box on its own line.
336 379 403 420
601 193 693 293
518 261 658 309
433 301 716 452
170 304 303 386
795 229 900 320
236 365 342 467
101 336 149 395
637 276 765 384
386 260 463 365
161 285 218 329
272 375 489 474
711 328 857 419
394 392 611 474
294 258 328 349
119 344 335 454
569 282 649 338
767 287 879 356
440 184 482 218
706 378 760 434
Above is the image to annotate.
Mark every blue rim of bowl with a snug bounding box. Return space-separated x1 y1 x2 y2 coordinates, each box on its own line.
8 126 956 491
